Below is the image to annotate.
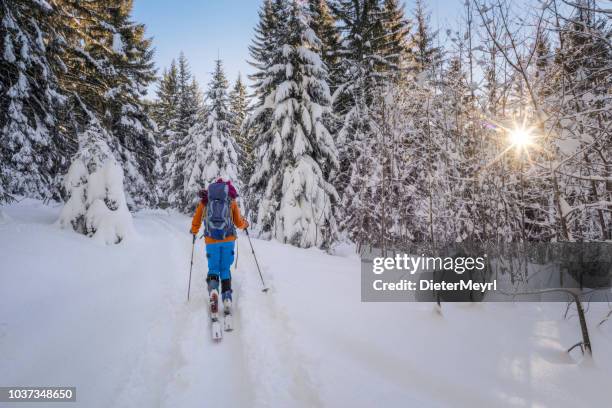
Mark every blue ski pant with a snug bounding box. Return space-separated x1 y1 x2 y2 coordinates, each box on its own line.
205 240 235 281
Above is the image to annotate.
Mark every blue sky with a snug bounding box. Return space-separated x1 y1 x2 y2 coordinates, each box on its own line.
132 0 460 96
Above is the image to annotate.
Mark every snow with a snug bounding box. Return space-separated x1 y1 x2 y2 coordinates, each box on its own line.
2 199 612 407
112 33 124 53
3 32 16 62
58 122 134 244
0 208 11 224
32 0 52 11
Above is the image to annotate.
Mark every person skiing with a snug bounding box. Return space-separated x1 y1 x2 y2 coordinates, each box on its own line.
190 178 248 321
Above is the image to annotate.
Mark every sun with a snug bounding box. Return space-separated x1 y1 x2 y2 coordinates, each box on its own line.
508 127 533 149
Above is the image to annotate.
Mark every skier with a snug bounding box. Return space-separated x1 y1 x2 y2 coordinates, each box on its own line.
190 178 248 326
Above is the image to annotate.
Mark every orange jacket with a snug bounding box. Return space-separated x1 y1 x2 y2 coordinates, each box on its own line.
191 199 248 244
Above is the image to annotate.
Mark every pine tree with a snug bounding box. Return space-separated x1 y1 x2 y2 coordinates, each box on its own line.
229 74 254 195
0 0 64 200
331 0 390 112
154 60 179 204
58 119 134 244
410 0 442 74
248 0 288 105
308 0 341 91
246 0 291 208
163 53 206 212
307 0 343 151
105 0 158 209
199 59 238 185
180 117 207 213
330 0 407 242
0 0 160 234
154 61 179 139
381 0 411 78
48 0 159 209
249 1 339 249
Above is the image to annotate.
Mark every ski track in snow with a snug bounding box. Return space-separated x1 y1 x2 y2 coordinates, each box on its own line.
0 203 317 408
118 214 317 408
237 237 322 408
111 213 255 408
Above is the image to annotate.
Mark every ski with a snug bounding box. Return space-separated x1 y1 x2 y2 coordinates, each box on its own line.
211 318 223 340
223 312 233 331
223 296 234 331
209 289 223 341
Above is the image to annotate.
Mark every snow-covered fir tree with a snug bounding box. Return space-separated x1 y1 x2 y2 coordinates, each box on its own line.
154 60 179 147
162 53 205 212
307 0 342 92
0 0 158 211
173 59 239 214
249 0 339 249
54 1 158 208
229 74 255 206
179 116 208 213
0 0 64 200
246 0 291 208
105 1 158 209
58 119 134 244
248 0 288 104
331 0 410 245
410 0 443 74
153 60 179 203
199 59 239 186
381 0 412 80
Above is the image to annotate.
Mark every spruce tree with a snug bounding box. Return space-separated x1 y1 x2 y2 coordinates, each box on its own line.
249 1 339 249
106 1 158 208
180 115 208 213
155 61 179 141
163 54 205 212
246 0 290 208
229 74 254 194
308 0 342 92
410 0 442 74
248 0 286 104
330 0 408 239
0 0 64 200
381 0 411 77
331 0 390 111
199 59 238 185
58 119 134 244
0 0 159 232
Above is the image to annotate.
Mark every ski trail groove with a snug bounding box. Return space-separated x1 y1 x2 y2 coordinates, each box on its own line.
237 237 322 408
112 214 254 408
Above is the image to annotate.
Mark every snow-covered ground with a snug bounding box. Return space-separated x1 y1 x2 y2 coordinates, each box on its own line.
1 199 611 408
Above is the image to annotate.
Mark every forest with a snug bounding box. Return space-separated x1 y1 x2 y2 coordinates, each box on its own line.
1 0 610 248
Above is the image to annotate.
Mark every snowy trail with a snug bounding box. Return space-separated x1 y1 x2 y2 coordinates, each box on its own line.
0 201 320 408
235 237 322 408
2 200 612 408
110 213 254 408
129 215 319 408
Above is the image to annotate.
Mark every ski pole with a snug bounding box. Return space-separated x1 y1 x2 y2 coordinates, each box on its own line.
234 236 239 272
245 229 268 293
187 234 196 301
